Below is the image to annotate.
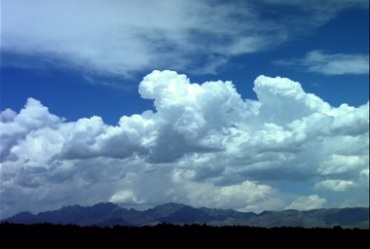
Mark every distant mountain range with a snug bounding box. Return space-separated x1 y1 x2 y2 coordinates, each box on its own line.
3 203 369 229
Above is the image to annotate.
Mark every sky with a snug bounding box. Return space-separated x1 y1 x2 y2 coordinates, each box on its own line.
0 0 369 218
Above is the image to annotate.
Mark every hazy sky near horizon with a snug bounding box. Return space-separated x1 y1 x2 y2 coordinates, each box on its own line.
0 0 369 218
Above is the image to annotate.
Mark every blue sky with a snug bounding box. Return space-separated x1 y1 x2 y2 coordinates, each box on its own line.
0 0 369 218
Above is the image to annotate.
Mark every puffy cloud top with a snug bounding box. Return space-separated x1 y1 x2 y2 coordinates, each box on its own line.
254 75 331 125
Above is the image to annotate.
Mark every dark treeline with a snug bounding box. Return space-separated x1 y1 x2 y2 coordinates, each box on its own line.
1 222 369 248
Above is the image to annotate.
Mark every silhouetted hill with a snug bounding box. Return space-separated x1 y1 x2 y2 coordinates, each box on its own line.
1 223 369 247
3 202 369 228
5 203 121 226
238 208 370 228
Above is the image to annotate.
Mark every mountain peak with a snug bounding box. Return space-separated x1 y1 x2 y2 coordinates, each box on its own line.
147 202 189 218
91 202 120 210
153 202 187 210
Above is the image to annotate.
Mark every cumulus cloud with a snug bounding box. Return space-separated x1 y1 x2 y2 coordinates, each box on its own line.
1 1 367 78
285 195 327 210
275 50 369 75
171 172 283 212
109 190 146 205
315 179 355 192
318 154 368 176
0 98 63 161
1 71 369 218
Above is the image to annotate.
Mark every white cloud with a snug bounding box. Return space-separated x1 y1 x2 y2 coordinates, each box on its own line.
0 98 62 161
315 179 355 192
318 154 368 176
0 71 368 218
276 50 369 75
329 103 370 135
181 179 282 213
109 190 146 205
285 195 327 210
1 1 367 78
0 0 264 77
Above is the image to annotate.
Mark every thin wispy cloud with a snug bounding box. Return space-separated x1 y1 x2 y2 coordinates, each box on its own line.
275 50 369 75
1 71 368 218
1 0 367 80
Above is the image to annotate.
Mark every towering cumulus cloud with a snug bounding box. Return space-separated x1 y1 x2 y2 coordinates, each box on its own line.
1 71 368 218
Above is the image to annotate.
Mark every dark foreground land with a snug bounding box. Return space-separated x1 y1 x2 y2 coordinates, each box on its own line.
1 223 369 248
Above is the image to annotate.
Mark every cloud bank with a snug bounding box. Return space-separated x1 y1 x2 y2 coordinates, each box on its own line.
1 71 368 218
1 0 368 78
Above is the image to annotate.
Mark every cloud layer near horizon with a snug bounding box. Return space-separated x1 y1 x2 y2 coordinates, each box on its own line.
1 71 368 218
